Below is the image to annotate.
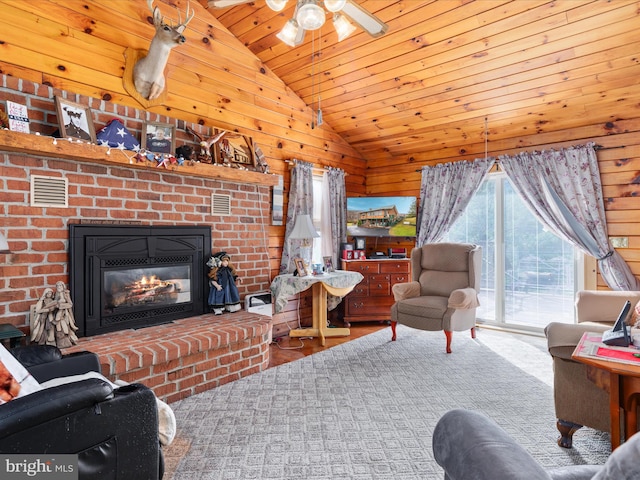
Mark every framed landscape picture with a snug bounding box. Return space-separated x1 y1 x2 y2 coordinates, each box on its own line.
142 122 176 155
214 130 255 168
55 97 96 143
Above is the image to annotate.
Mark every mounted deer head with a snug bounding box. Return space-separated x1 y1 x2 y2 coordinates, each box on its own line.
133 0 194 100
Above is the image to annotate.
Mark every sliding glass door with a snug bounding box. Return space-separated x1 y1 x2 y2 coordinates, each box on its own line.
444 173 580 332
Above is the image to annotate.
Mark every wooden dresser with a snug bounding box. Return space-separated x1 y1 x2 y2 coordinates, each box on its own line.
341 258 411 326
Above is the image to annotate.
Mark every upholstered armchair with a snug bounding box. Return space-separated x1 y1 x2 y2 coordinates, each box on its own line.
0 345 164 479
390 243 482 353
545 290 640 448
433 409 640 480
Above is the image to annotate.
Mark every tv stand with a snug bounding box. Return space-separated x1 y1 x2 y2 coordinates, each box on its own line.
341 258 411 326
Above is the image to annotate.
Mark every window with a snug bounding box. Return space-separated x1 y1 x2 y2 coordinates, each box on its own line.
444 173 583 331
310 174 324 264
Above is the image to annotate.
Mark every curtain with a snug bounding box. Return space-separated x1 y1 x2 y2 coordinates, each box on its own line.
279 160 314 273
499 143 640 291
321 167 347 270
416 157 495 246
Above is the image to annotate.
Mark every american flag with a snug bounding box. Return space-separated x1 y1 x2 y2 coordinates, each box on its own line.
96 118 140 151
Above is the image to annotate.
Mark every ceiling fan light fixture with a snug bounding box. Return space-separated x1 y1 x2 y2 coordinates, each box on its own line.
333 13 356 41
276 19 301 46
266 0 288 11
296 0 326 30
323 0 346 12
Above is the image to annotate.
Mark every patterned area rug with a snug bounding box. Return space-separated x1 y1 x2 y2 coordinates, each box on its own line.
164 326 611 479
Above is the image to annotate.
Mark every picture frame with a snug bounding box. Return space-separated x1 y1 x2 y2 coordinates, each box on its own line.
214 129 255 168
142 122 176 155
323 256 334 273
55 97 96 143
354 237 366 250
294 257 308 277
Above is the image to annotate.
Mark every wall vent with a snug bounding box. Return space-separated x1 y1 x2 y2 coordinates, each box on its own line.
211 194 231 216
31 175 68 207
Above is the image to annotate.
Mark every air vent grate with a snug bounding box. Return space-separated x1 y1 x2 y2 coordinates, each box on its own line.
31 175 68 207
211 193 231 216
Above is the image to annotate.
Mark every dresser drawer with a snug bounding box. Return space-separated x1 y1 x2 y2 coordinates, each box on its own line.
351 284 369 296
343 261 380 274
369 280 390 295
380 261 410 273
390 274 409 285
346 296 395 316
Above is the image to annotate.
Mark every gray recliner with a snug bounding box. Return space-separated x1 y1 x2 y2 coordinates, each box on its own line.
433 409 640 480
390 243 481 353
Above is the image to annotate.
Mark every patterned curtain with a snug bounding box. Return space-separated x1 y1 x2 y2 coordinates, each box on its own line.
321 168 347 269
279 160 314 273
416 157 495 246
499 143 640 291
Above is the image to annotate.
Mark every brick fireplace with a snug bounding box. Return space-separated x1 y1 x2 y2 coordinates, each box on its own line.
69 224 211 337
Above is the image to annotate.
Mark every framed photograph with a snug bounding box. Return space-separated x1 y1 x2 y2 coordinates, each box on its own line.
323 256 334 273
354 237 366 250
294 257 308 277
142 122 176 155
214 130 255 168
55 97 96 142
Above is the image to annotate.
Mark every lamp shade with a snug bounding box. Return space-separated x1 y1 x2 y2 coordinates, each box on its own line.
333 13 356 41
324 0 346 12
0 233 10 254
276 19 301 47
266 0 288 11
288 214 320 239
296 1 326 30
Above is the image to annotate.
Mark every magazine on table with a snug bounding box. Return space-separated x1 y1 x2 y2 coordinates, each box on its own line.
573 331 640 367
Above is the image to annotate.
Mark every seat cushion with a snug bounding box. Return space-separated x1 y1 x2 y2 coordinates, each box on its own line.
396 295 448 319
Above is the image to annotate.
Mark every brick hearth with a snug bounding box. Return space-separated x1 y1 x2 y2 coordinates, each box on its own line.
64 312 272 404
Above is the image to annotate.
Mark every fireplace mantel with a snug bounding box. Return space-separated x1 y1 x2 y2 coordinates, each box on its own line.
0 130 280 187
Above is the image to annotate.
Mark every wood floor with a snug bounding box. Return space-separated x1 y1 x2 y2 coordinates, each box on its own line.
268 321 388 369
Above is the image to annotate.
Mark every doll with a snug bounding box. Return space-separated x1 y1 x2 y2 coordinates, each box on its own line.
207 252 242 315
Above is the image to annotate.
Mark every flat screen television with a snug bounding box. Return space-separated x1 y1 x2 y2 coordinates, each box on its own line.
347 196 417 237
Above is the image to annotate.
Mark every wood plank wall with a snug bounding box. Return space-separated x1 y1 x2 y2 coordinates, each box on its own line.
0 0 638 332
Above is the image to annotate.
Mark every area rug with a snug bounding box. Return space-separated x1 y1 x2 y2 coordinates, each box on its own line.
164 326 611 479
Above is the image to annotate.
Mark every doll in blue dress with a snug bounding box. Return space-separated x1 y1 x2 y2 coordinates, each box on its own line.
207 252 242 315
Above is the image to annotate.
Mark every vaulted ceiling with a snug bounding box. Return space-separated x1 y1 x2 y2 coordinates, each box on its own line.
205 0 640 164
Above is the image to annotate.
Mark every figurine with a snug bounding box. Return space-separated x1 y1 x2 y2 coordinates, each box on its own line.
52 281 79 348
30 288 57 346
207 252 242 315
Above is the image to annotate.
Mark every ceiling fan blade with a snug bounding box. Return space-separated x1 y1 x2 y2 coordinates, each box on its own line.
207 0 253 8
340 0 388 37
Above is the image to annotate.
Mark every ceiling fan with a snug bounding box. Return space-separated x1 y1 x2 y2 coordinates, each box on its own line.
208 0 388 46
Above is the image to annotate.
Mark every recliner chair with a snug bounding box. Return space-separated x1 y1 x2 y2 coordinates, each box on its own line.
390 242 482 353
0 345 163 479
545 290 640 448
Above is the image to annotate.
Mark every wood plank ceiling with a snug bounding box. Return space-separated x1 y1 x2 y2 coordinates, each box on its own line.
205 0 640 165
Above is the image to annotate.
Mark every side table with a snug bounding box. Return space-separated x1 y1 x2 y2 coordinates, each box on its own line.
0 324 26 348
270 270 364 346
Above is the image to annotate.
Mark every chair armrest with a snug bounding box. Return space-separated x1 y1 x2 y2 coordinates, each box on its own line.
545 322 609 360
0 378 114 437
392 281 420 301
433 409 554 480
11 346 101 382
447 287 479 309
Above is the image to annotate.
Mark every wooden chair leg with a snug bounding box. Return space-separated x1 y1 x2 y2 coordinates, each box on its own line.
391 321 397 341
470 327 476 339
445 330 453 353
556 419 582 448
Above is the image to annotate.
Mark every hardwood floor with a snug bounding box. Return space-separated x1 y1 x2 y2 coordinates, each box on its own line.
268 321 389 368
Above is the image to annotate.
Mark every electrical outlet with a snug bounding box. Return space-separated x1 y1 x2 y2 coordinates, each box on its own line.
610 237 629 248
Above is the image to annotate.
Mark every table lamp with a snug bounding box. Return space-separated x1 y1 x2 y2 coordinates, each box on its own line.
288 214 319 270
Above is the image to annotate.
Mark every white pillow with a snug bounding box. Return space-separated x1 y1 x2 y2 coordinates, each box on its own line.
0 344 41 404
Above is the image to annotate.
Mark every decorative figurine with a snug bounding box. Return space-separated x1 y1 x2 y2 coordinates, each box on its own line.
29 282 79 349
206 252 242 315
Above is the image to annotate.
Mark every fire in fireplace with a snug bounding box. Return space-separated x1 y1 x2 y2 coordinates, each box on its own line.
69 224 211 337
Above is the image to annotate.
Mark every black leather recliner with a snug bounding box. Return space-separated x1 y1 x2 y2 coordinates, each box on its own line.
0 345 163 480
